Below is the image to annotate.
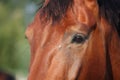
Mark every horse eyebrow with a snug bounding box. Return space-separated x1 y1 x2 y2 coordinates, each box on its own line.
39 0 73 24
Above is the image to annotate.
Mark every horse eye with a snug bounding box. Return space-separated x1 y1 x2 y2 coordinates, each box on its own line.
71 34 87 44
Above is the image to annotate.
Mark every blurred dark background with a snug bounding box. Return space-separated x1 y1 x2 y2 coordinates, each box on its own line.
0 0 40 79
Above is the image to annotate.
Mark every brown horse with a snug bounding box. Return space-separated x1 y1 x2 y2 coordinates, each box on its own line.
25 0 120 80
0 71 15 80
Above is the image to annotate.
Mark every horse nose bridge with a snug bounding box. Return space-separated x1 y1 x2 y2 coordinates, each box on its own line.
29 45 59 79
30 39 85 80
42 47 84 80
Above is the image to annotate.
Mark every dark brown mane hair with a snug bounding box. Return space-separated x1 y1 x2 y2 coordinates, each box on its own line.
97 0 120 36
39 0 120 36
40 0 73 23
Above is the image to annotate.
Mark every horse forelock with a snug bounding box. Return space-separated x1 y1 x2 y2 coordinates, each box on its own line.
39 0 73 24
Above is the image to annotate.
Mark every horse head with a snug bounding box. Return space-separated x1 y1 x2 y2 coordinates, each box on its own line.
26 0 120 80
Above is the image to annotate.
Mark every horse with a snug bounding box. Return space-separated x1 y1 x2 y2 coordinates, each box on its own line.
25 0 120 80
0 70 15 80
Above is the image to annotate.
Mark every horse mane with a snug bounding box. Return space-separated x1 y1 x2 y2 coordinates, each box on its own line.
40 0 73 23
39 0 120 36
98 0 120 36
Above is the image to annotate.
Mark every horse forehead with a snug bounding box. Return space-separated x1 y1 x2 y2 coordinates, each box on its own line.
73 0 98 25
26 0 99 42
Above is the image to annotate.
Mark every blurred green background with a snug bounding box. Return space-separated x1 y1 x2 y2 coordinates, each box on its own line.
0 0 40 79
